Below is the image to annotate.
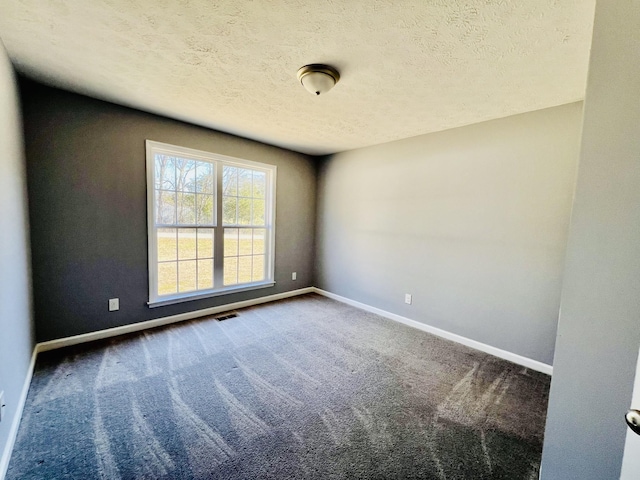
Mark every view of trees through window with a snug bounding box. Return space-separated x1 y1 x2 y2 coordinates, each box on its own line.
148 144 274 303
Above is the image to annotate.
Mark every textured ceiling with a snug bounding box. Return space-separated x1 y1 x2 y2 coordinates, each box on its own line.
0 0 595 155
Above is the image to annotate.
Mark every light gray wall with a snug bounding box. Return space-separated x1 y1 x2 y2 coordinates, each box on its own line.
316 103 583 365
21 80 316 342
540 1 640 478
0 40 34 473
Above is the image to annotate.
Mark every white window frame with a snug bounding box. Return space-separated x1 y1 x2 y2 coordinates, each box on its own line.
146 140 276 307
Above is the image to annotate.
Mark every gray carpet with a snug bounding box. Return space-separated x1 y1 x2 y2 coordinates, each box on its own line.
7 294 550 479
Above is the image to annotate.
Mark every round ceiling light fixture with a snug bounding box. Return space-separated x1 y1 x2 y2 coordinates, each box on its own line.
297 64 340 96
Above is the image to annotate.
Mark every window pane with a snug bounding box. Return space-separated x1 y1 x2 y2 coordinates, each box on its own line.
253 228 266 255
155 155 175 190
197 228 214 259
178 260 197 292
252 199 265 226
253 171 266 198
238 256 252 284
196 194 214 225
224 228 238 256
157 228 177 262
196 161 214 193
223 166 237 196
238 197 251 225
239 229 252 255
158 262 177 295
177 193 196 224
252 255 265 282
176 158 196 192
157 190 176 224
223 196 237 225
238 168 252 197
178 228 197 260
197 259 213 290
224 257 238 285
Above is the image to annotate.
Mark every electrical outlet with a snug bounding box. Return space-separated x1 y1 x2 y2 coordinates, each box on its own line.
108 298 119 311
405 294 412 305
0 391 5 423
292 272 297 280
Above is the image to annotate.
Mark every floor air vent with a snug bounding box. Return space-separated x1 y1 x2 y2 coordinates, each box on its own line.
215 312 238 321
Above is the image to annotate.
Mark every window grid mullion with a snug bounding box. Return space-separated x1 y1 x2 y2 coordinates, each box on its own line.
214 161 224 288
251 173 254 226
195 227 199 290
174 227 178 290
251 227 255 281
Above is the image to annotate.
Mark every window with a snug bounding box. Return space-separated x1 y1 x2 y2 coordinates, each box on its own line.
146 141 276 306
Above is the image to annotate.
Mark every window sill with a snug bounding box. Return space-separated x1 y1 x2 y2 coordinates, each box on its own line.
147 281 276 308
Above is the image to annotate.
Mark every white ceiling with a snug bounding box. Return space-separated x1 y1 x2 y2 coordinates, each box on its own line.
0 0 595 155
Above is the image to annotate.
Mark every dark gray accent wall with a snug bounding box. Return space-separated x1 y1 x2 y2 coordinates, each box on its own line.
540 1 640 478
20 80 316 343
315 103 583 365
0 41 34 473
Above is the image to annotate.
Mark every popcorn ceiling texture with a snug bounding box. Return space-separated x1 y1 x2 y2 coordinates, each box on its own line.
0 0 595 155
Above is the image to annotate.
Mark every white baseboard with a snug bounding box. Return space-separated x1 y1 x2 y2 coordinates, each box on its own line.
0 346 37 480
1 285 551 480
34 285 552 376
37 287 315 353
312 288 553 376
1 286 550 479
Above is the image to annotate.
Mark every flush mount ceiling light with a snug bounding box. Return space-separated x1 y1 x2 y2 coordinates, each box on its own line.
297 64 340 96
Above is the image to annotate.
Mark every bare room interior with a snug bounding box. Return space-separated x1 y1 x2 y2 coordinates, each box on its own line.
1 1 639 479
